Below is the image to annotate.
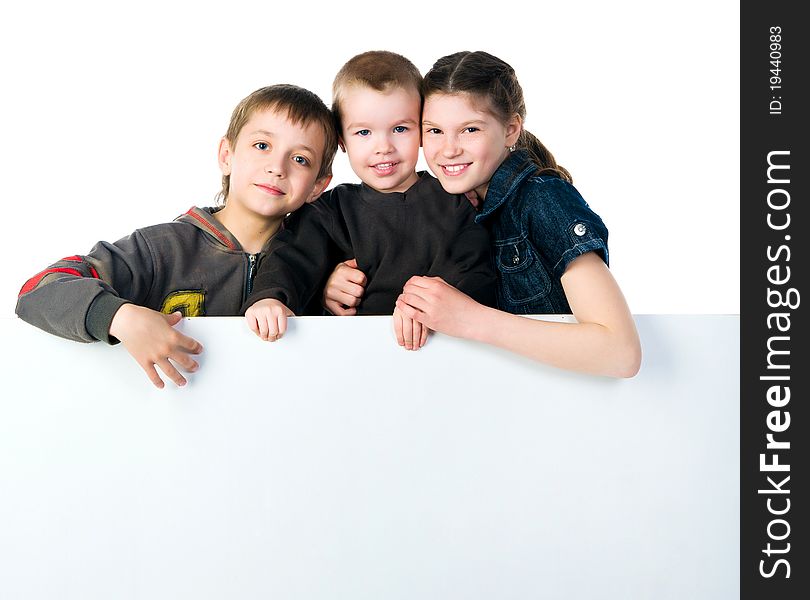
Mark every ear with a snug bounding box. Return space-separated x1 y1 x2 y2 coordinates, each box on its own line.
217 136 233 175
306 175 332 203
505 114 522 148
338 137 346 153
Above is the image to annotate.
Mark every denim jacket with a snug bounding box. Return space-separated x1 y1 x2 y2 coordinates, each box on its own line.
475 150 609 315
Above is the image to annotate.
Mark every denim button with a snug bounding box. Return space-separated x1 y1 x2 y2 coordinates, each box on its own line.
574 223 587 236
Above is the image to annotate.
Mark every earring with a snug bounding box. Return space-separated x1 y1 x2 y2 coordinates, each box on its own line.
508 145 516 152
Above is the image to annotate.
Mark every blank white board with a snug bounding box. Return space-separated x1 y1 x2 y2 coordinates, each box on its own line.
0 315 739 599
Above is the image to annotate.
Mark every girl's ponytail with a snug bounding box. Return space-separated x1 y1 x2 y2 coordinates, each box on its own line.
520 130 572 183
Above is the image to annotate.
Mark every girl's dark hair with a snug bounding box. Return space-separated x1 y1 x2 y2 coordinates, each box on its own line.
422 51 572 183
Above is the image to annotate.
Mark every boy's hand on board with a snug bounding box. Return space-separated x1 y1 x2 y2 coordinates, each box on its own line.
109 304 202 389
397 276 484 340
322 258 366 315
245 298 294 342
392 306 429 351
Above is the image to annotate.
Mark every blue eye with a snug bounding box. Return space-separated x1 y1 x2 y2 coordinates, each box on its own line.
393 125 407 134
356 129 371 137
293 155 310 166
254 142 269 150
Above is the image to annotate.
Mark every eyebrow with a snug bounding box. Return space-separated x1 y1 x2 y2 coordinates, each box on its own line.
422 119 487 127
248 129 317 154
345 118 419 129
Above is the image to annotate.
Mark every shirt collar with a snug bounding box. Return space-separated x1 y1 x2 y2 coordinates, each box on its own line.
357 171 431 203
177 206 280 253
475 150 537 223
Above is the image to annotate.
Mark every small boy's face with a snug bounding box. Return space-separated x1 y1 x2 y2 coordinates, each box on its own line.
339 85 421 193
219 108 330 219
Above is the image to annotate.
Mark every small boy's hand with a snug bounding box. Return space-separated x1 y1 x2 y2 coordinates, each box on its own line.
109 304 203 389
245 298 294 341
392 306 429 351
323 258 366 315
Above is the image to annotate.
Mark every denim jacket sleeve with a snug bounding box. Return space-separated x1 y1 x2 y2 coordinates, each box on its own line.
524 177 609 279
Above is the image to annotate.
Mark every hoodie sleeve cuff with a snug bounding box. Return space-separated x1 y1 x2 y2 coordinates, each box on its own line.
86 292 132 345
241 289 296 315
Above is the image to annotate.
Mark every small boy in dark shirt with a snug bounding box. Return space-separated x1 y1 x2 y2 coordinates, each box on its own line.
243 51 495 348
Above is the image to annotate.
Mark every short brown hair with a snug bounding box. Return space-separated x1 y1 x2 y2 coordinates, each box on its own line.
332 51 423 133
221 84 338 200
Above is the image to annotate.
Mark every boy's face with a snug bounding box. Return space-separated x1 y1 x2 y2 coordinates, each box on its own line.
339 85 421 193
218 108 329 220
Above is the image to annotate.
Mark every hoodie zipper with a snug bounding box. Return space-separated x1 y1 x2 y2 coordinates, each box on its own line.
245 253 258 299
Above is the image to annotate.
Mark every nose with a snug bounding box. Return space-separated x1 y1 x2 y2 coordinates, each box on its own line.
441 135 462 158
265 159 285 177
374 133 395 155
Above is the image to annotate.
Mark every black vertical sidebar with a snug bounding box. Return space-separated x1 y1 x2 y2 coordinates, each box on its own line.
741 3 807 599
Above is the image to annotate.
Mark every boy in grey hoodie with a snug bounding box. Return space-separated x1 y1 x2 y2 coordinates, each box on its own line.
16 84 336 388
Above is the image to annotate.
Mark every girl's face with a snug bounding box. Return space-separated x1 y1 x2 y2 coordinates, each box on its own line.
421 93 520 201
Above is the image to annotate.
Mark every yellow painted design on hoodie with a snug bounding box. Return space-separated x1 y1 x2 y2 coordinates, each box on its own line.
160 290 206 317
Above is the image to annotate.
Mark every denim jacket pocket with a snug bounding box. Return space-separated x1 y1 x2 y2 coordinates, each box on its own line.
495 236 552 304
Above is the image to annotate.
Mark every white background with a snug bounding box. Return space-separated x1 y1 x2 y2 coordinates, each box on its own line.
1 0 740 316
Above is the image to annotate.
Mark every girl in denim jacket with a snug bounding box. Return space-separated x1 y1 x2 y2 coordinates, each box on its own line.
325 51 640 377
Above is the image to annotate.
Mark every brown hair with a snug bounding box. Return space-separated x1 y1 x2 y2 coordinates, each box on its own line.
332 51 423 133
220 84 338 201
422 51 572 183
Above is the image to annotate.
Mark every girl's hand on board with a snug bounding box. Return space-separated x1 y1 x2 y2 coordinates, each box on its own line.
109 304 202 389
396 276 485 340
245 298 294 342
322 258 367 315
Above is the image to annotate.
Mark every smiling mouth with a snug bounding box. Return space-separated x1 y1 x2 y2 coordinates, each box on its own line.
441 163 471 176
370 162 399 175
255 184 284 196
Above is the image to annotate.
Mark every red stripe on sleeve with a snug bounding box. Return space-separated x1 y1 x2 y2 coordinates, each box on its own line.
18 267 95 297
61 256 100 278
